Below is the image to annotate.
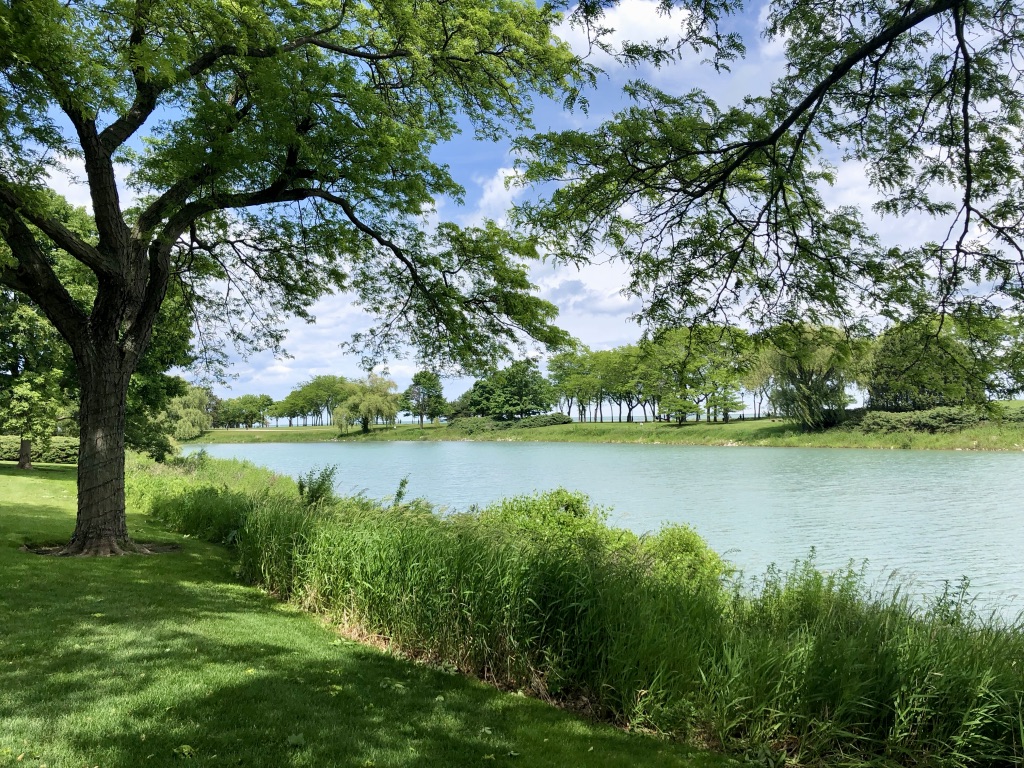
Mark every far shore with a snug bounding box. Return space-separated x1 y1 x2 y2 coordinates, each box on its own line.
183 416 1024 452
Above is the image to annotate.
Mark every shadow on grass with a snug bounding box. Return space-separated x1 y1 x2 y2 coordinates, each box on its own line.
0 471 729 768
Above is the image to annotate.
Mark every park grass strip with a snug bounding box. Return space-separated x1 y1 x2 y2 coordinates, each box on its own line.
0 462 726 768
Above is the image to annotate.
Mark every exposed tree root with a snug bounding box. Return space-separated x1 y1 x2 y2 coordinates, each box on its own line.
23 539 180 556
58 536 152 556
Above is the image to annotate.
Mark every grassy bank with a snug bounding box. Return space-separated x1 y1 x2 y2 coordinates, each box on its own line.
0 462 726 768
192 417 1024 451
132 455 1024 767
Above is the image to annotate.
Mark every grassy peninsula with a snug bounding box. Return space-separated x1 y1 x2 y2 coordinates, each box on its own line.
188 415 1024 451
0 462 721 768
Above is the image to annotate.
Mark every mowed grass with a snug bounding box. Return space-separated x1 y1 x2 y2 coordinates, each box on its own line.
0 463 731 768
193 417 1024 451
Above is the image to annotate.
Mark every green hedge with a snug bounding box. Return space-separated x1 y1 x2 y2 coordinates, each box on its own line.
858 406 982 433
0 435 78 464
447 413 574 434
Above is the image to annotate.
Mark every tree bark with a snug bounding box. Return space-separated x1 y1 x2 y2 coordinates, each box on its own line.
17 438 32 470
61 353 146 556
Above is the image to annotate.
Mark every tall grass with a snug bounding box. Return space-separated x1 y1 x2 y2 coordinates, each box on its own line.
130 454 1024 767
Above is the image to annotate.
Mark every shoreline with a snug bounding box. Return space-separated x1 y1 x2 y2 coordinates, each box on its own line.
183 418 1024 452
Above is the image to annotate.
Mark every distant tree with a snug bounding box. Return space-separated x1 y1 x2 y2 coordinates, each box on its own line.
547 346 601 422
401 371 446 427
445 389 480 420
646 326 748 423
765 325 867 431
217 394 274 429
0 290 72 468
484 360 556 420
868 320 991 412
340 374 401 433
162 385 215 441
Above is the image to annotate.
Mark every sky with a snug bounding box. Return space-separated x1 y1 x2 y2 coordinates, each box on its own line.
45 0 946 402
207 0 798 401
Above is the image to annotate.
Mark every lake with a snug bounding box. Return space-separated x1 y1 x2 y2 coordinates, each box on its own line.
184 440 1024 614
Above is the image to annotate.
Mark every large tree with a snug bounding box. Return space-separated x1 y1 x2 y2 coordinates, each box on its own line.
0 0 578 554
518 0 1024 335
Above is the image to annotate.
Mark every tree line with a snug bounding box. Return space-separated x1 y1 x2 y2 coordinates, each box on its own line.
162 314 1024 439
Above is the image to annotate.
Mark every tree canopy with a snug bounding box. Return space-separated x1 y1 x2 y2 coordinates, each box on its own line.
0 0 584 553
518 0 1024 335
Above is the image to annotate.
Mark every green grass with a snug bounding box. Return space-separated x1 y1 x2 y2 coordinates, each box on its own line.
0 462 730 768
190 425 341 443
191 417 1024 451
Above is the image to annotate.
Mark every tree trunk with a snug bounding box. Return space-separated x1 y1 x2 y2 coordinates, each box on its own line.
17 438 32 470
61 355 149 556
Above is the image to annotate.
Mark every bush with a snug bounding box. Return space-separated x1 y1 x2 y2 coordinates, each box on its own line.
515 412 574 428
859 406 981 434
0 435 78 464
296 465 338 508
447 412 573 434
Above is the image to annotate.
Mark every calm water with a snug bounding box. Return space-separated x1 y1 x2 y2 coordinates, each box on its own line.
184 441 1024 612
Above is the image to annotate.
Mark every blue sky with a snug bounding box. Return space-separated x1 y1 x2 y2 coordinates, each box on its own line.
208 0 800 401
47 0 938 401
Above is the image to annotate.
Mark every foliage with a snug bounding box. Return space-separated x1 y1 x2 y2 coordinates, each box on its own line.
868 320 993 412
764 324 866 430
134 456 1024 767
334 373 401 434
214 393 275 429
645 326 749 423
400 370 447 427
517 0 1024 345
858 407 982 434
161 384 215 441
0 435 78 463
0 287 76 466
470 359 557 420
273 376 354 427
296 465 338 509
446 412 574 434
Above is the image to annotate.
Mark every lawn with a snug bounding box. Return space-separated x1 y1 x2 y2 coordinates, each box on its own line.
0 463 731 768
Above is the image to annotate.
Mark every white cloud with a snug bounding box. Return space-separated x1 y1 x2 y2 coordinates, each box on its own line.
556 0 682 68
460 166 524 226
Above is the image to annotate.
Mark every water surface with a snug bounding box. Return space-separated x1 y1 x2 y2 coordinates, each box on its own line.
185 441 1024 613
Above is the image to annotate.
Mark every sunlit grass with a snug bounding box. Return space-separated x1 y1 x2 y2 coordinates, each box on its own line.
0 462 727 768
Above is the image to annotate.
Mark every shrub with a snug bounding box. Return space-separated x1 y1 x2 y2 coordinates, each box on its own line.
859 406 981 434
0 435 78 464
447 413 573 434
515 412 574 428
296 465 338 508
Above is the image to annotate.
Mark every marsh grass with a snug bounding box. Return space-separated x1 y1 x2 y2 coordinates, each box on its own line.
134 456 1024 767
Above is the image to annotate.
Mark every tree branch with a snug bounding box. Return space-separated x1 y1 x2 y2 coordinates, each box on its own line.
0 207 89 350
